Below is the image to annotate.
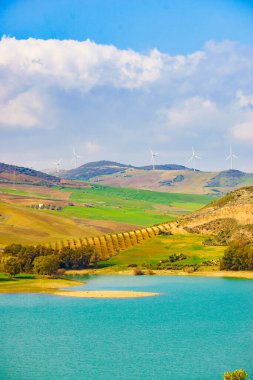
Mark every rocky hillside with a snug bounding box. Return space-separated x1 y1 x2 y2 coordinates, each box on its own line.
0 163 60 186
180 186 253 242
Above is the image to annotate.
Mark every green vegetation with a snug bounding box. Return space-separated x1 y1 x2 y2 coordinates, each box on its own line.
67 184 214 208
54 204 174 225
45 185 214 226
220 240 253 271
97 234 225 271
0 184 215 247
1 244 97 276
0 272 82 294
224 369 250 380
0 187 48 198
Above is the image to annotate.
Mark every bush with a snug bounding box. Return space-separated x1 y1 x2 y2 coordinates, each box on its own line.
1 243 98 275
224 369 250 380
3 256 21 277
134 268 145 275
33 255 60 276
220 240 253 271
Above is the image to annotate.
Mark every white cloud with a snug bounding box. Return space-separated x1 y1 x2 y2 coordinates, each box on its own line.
0 90 43 128
1 37 253 170
159 97 217 128
237 90 253 108
233 112 253 143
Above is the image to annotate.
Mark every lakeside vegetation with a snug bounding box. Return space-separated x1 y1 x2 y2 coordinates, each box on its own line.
97 233 226 272
0 272 82 294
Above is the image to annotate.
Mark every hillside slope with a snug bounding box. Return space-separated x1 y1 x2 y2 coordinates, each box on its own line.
62 161 253 195
180 186 253 242
0 163 60 186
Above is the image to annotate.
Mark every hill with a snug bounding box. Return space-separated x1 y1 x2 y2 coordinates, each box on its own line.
0 163 60 186
179 186 253 243
0 182 213 247
62 161 253 195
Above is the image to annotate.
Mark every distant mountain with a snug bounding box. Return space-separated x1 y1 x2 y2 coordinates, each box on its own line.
205 169 246 188
0 163 60 185
61 160 253 195
63 160 191 181
64 161 134 180
140 164 191 171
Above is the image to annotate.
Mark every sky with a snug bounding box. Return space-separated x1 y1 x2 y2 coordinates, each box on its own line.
0 0 253 172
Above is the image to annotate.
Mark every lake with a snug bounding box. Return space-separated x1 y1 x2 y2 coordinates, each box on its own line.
0 275 252 380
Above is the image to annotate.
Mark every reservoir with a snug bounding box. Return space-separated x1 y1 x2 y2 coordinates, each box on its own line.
0 275 252 380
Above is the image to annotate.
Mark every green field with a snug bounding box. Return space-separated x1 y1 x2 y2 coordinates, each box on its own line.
0 183 216 246
97 234 226 271
44 184 214 226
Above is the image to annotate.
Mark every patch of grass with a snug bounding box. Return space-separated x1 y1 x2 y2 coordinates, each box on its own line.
98 234 225 270
45 185 214 226
0 188 48 198
67 185 214 209
0 273 83 293
48 205 175 226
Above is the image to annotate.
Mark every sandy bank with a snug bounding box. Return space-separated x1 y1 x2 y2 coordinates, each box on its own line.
54 290 160 298
66 268 253 279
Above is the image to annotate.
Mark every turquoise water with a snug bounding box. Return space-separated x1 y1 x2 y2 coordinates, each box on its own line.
0 275 252 380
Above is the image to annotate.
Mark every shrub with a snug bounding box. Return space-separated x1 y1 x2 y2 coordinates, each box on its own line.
220 240 253 271
3 256 21 277
33 255 60 276
133 268 145 275
224 369 250 380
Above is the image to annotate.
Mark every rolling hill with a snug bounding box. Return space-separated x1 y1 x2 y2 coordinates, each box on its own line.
179 186 253 243
0 162 60 186
62 160 253 195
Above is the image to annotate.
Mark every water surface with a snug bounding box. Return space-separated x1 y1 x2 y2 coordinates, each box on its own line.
0 275 252 380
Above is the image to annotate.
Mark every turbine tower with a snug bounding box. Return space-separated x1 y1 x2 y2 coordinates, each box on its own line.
53 159 62 173
226 145 237 170
72 148 81 169
150 150 159 170
12 165 16 190
188 147 200 172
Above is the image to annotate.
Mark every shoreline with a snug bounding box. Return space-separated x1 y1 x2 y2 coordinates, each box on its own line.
54 290 160 298
0 275 159 298
66 268 253 280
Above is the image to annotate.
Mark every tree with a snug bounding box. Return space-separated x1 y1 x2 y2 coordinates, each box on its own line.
224 369 250 380
33 255 60 276
4 257 21 277
220 240 253 271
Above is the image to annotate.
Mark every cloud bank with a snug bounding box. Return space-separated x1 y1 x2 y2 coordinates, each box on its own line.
0 37 253 170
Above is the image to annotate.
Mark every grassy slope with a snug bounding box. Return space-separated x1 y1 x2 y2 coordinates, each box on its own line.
0 202 99 247
47 185 214 226
98 234 225 271
0 184 215 246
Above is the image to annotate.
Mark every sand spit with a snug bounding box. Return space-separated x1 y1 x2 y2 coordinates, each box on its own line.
54 290 160 298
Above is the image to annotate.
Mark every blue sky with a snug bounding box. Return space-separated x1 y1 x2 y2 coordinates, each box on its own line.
0 0 253 171
1 0 253 53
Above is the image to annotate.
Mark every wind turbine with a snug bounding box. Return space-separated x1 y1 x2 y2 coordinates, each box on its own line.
188 147 200 172
150 150 159 170
72 148 81 169
12 164 16 190
53 159 62 173
226 145 238 170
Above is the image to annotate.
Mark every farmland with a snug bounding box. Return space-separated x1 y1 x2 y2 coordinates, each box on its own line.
0 183 214 247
